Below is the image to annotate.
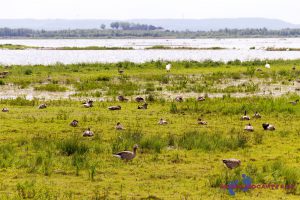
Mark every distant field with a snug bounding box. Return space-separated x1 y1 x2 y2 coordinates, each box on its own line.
0 44 133 50
0 43 228 50
0 60 300 199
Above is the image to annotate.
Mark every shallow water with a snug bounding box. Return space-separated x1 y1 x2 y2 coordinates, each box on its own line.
0 38 300 65
1 79 299 100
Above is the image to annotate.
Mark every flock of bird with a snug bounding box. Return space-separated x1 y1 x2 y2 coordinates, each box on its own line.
3 94 298 166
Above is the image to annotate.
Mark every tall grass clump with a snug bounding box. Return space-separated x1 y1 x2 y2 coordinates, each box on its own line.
178 131 248 151
170 103 178 113
16 181 36 199
34 84 67 92
0 144 15 168
112 129 143 152
140 135 167 153
0 97 37 106
58 137 89 156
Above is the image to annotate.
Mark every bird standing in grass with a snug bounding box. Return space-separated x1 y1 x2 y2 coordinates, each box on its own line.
158 118 168 125
197 118 207 125
118 95 128 102
138 103 148 109
262 123 275 131
118 68 124 74
2 108 9 112
197 96 206 101
265 62 271 69
166 63 171 72
83 128 94 137
113 144 138 161
223 159 241 169
175 96 183 102
135 96 144 102
253 112 261 119
83 100 93 108
70 120 79 127
108 105 121 110
289 99 299 105
244 123 254 132
240 111 250 120
38 104 47 109
115 122 125 130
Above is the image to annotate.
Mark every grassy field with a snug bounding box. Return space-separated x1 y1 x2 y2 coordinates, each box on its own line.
0 44 133 50
0 60 300 199
145 46 226 50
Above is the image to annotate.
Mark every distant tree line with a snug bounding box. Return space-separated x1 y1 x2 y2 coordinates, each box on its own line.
0 27 300 38
110 22 163 30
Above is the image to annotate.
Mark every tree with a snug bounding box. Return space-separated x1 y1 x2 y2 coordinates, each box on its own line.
101 24 106 30
110 22 120 30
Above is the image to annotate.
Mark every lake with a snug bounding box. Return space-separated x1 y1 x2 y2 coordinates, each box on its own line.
1 38 300 65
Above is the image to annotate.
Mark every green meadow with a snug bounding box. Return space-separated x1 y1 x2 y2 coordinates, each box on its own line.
0 60 300 199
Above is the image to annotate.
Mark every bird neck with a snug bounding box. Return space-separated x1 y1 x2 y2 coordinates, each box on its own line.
133 148 137 155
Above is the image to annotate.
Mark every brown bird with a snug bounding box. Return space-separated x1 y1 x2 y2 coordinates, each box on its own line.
197 96 206 101
223 159 241 169
115 122 125 130
240 111 250 120
108 105 121 110
113 144 138 161
0 71 9 78
244 123 254 132
175 96 183 102
118 68 124 74
83 128 94 137
2 108 9 112
262 123 275 131
197 118 207 125
118 95 128 102
38 104 47 109
83 100 93 108
135 96 144 102
289 99 299 105
253 112 261 119
138 103 148 109
158 118 168 125
70 120 79 127
292 65 296 71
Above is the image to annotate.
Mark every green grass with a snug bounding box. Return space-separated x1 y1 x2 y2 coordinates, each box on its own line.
0 44 37 50
0 60 300 199
145 45 227 50
266 47 300 51
56 46 134 50
2 59 300 98
0 44 133 50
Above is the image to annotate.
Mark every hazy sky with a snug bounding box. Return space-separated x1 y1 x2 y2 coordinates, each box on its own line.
1 0 299 24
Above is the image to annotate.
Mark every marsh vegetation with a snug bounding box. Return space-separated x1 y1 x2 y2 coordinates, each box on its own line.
0 60 300 199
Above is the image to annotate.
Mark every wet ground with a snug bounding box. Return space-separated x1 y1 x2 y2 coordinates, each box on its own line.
1 78 300 101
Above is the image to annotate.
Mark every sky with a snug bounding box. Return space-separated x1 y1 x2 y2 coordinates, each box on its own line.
1 0 300 24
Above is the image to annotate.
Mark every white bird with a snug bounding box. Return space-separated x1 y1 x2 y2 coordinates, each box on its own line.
158 118 168 125
166 64 171 72
244 124 254 132
265 63 271 69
